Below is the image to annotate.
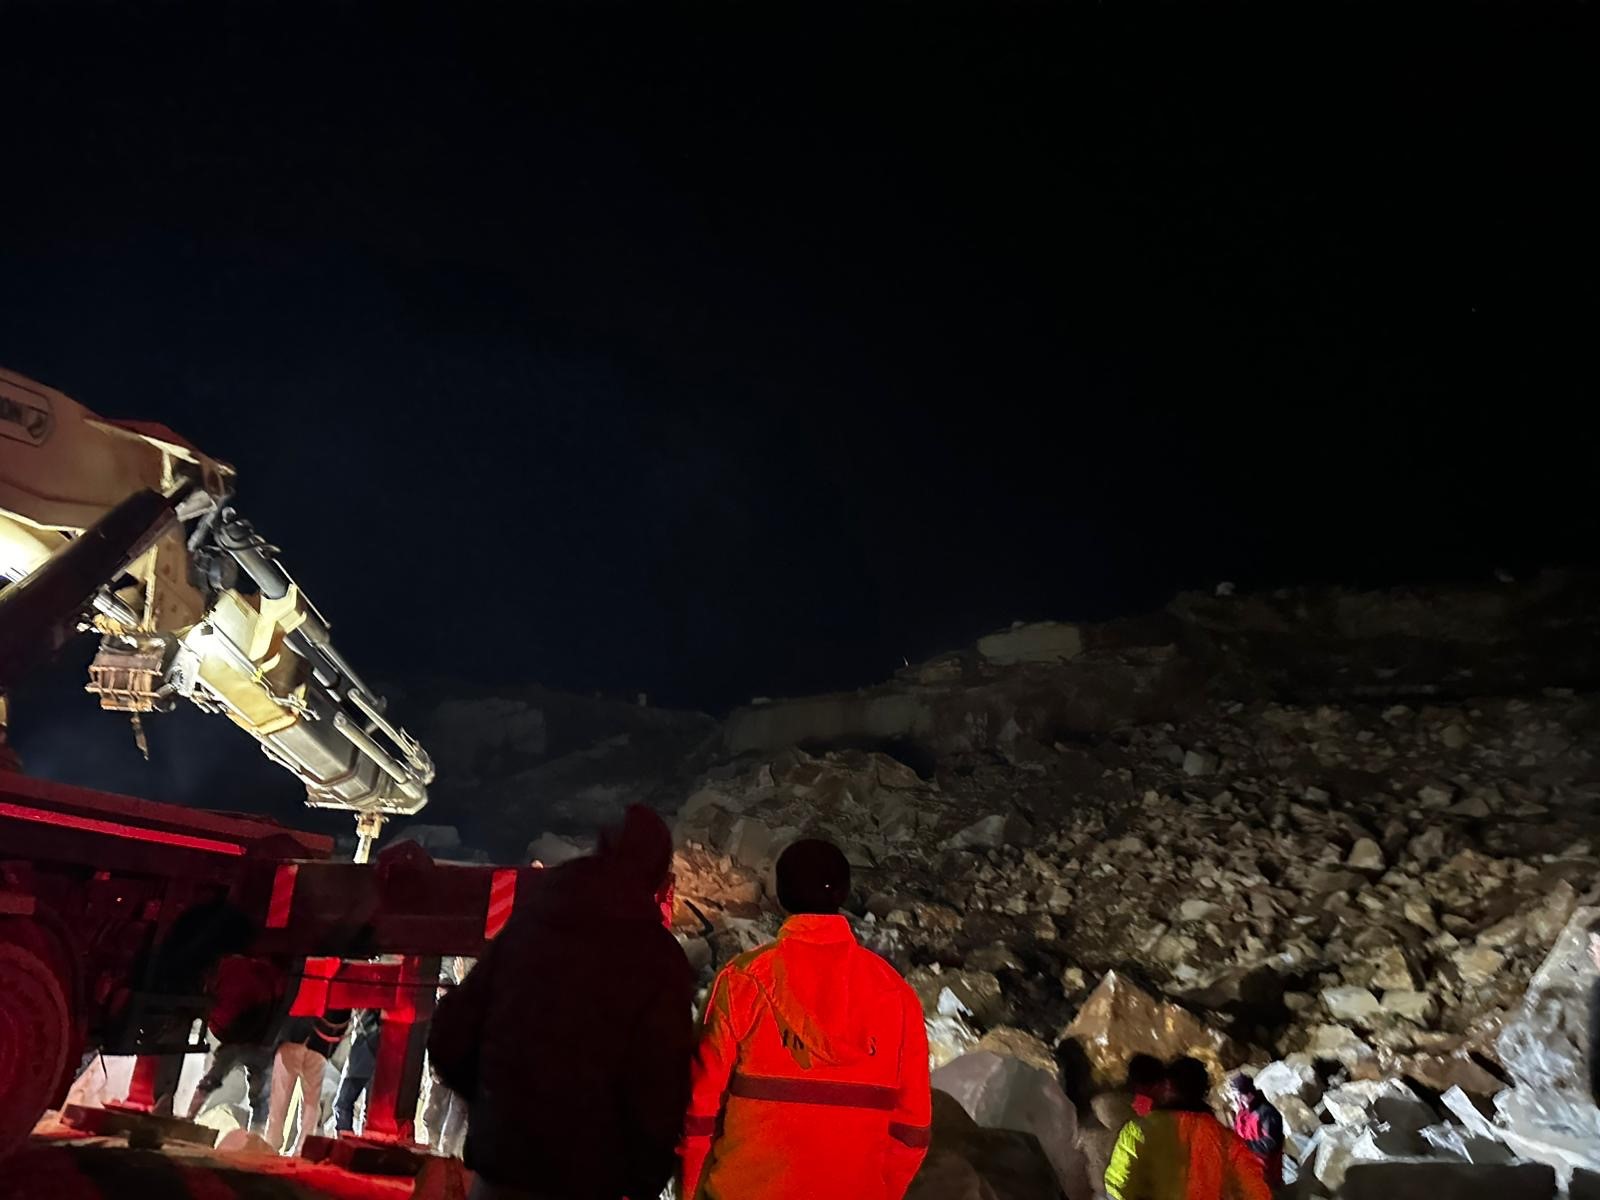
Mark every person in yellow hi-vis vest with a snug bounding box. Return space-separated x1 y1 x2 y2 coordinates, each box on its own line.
1105 1058 1271 1200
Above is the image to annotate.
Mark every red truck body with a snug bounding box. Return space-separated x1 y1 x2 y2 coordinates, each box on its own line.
0 769 541 1157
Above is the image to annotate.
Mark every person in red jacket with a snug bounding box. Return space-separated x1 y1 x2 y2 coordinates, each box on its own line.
680 839 932 1200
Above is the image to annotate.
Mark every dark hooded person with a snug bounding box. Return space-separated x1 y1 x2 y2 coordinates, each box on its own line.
428 805 693 1200
679 838 932 1200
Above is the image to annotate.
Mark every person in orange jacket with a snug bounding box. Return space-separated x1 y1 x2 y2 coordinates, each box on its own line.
680 839 932 1200
1104 1057 1271 1200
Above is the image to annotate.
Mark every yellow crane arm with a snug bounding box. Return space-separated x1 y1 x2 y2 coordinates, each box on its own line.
0 367 432 824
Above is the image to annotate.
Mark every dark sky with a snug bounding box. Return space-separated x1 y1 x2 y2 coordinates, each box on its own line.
2 2 1596 811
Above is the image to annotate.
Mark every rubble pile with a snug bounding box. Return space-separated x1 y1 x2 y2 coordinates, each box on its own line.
1237 913 1599 1194
663 580 1600 1195
420 581 1600 1194
677 689 1599 1082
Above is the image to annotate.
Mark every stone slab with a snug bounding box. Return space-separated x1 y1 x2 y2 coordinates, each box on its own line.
1338 1162 1555 1200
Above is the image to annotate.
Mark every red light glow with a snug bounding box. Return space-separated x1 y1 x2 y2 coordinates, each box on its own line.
0 801 245 856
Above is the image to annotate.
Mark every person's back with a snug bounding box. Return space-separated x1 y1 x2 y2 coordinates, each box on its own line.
208 954 284 1045
681 840 931 1200
430 807 694 1200
1105 1058 1270 1200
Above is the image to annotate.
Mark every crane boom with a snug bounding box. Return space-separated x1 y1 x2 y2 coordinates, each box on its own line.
0 367 432 831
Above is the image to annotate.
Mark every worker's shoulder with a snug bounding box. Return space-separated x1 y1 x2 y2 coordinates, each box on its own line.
1113 1112 1155 1142
847 940 918 993
720 934 912 992
719 939 781 979
631 919 695 975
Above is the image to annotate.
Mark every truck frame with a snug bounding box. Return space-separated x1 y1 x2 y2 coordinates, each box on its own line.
0 768 539 1158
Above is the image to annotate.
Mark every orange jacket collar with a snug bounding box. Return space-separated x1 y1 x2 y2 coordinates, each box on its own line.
778 913 855 943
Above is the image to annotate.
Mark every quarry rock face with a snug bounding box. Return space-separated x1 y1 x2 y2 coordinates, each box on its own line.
721 615 1201 762
976 621 1086 666
404 681 717 856
1168 571 1600 699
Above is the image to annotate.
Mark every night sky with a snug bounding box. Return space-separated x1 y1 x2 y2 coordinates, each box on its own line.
2 3 1595 813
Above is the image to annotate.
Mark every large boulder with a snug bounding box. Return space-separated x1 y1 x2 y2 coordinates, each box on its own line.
907 1149 1003 1200
1493 906 1600 1179
1058 970 1248 1089
974 1029 1061 1078
1497 905 1599 1096
906 1091 1065 1200
1254 1056 1323 1108
1398 1051 1505 1098
931 1051 1091 1200
1338 1162 1557 1200
977 622 1085 666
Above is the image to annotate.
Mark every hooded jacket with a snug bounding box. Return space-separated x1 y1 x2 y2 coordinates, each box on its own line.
680 914 932 1200
206 954 284 1045
1233 1095 1284 1188
429 811 694 1200
1105 1108 1271 1200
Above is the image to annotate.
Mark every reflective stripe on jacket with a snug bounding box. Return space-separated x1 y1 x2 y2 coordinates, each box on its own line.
1105 1110 1272 1200
680 914 932 1200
